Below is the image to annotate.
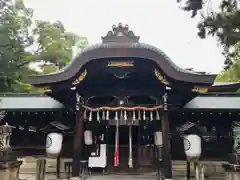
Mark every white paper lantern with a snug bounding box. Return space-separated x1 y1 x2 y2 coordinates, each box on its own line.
184 134 201 161
46 133 63 157
154 131 163 146
84 130 93 145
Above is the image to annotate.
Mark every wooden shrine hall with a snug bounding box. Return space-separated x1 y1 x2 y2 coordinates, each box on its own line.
1 23 240 180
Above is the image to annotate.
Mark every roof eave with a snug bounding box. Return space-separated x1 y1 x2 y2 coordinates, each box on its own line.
26 43 216 86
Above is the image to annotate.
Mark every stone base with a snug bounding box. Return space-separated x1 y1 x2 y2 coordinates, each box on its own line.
223 163 240 180
0 160 22 180
69 177 81 180
225 171 240 180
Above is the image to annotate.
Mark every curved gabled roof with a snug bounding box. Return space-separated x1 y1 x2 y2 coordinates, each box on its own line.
27 23 216 86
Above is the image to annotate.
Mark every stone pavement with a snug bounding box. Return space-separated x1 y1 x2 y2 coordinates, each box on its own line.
19 173 224 180
18 157 225 180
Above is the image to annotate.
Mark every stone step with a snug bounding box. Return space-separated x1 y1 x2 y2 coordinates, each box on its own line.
19 173 225 180
19 158 226 176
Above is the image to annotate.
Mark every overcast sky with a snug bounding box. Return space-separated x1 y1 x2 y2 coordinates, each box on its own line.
24 0 223 74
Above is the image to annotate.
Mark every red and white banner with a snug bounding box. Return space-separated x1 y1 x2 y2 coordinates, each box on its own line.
114 119 119 166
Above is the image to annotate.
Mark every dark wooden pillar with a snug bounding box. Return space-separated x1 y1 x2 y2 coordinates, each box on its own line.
23 120 28 145
161 92 173 179
186 161 191 180
56 156 60 178
72 93 84 177
137 125 141 167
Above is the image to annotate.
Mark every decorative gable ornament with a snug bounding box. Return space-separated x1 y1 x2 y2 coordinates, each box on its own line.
101 23 140 43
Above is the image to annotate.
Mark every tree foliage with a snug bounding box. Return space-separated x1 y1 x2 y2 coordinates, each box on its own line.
177 0 240 81
33 21 88 68
0 0 88 92
216 43 240 82
0 0 36 92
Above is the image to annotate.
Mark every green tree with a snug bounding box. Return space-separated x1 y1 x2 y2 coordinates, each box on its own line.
33 21 88 70
0 0 37 92
177 0 240 81
0 0 88 92
216 42 240 82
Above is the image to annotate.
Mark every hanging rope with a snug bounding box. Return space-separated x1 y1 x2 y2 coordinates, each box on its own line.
82 105 162 111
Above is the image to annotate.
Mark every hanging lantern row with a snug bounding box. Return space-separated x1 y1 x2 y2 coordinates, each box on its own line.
82 109 161 122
